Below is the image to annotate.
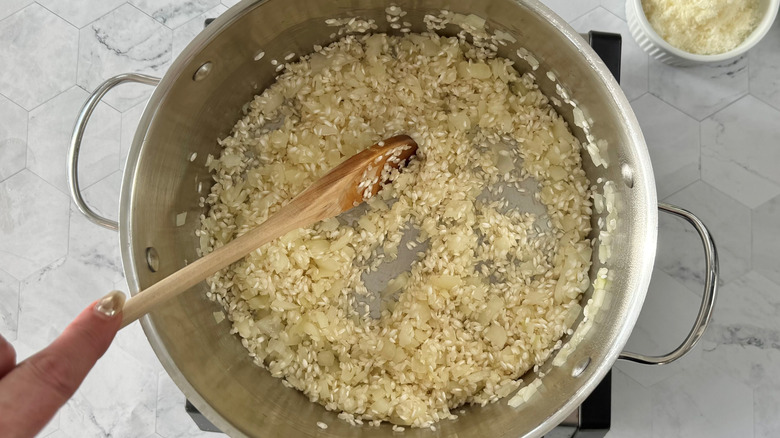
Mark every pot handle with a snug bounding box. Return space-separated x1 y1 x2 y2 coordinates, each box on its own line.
618 203 719 365
68 73 161 231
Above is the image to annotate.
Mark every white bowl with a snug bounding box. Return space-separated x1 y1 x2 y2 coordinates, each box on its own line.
626 0 780 66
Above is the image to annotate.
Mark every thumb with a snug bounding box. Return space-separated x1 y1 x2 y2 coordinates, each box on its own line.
0 291 125 438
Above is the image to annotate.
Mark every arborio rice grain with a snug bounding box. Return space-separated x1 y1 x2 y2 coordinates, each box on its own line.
198 31 592 428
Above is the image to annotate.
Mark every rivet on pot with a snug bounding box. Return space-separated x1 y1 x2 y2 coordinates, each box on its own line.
146 247 160 272
621 163 634 188
193 61 213 81
571 357 591 377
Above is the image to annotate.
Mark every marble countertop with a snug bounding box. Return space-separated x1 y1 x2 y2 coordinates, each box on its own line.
1 1 778 437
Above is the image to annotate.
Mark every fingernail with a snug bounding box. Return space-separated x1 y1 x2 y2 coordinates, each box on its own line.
95 290 126 318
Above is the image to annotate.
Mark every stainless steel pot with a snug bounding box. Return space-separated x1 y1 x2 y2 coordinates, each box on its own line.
68 0 718 436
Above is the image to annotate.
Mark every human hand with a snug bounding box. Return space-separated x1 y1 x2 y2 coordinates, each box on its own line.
0 291 126 438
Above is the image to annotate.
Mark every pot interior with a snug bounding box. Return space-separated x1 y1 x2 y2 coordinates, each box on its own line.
119 0 657 436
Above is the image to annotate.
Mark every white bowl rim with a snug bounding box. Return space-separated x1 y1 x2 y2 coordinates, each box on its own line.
630 0 780 62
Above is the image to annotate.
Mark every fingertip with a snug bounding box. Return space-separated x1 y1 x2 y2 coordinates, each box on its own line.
54 294 125 365
94 290 127 320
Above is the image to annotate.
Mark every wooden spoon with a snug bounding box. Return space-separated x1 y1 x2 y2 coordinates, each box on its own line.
119 135 418 328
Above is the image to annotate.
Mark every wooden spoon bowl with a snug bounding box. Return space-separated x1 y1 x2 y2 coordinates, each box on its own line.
118 135 418 328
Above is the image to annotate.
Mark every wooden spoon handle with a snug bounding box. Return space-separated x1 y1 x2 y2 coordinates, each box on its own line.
119 190 341 328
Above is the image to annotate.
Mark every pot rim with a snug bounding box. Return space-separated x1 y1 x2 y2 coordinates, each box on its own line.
119 1 658 436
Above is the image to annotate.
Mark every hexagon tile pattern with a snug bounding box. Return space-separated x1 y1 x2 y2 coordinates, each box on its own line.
693 272 780 437
0 269 20 342
77 3 172 111
171 3 228 58
631 94 699 199
540 0 600 23
80 170 123 220
617 271 703 388
15 257 113 358
749 20 780 111
753 194 780 287
59 345 158 438
130 0 221 29
649 55 748 121
0 0 34 21
0 171 70 280
0 4 78 110
705 271 780 361
27 86 121 196
599 0 627 20
701 95 780 209
0 93 28 182
36 0 125 28
658 181 751 293
68 210 125 287
650 360 753 438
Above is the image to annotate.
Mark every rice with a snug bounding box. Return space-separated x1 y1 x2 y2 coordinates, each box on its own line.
199 30 592 428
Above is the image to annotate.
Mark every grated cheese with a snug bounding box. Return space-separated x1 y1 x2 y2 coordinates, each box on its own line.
642 0 761 54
